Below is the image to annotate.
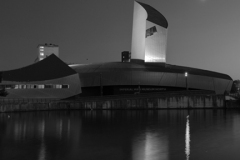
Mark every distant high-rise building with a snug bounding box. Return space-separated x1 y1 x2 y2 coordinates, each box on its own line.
36 43 59 61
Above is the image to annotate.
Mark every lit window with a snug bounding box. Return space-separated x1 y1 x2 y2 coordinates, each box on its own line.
56 84 62 89
40 46 44 49
40 58 44 60
15 85 19 89
40 52 44 56
40 49 44 52
38 85 44 89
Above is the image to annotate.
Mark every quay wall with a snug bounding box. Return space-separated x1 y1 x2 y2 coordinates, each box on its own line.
0 94 229 113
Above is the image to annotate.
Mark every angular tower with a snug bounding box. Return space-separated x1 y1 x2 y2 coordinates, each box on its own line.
131 1 168 63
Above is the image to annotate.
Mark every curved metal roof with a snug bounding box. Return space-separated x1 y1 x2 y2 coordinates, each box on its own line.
72 62 232 80
137 1 168 28
71 62 232 94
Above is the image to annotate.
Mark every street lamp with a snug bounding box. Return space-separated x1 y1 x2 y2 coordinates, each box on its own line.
185 72 188 90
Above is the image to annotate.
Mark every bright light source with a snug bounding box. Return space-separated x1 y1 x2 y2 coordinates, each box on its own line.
185 72 188 77
40 52 44 56
39 46 44 49
145 55 165 62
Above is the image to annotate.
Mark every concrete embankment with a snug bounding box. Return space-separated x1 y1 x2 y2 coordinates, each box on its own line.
0 91 235 112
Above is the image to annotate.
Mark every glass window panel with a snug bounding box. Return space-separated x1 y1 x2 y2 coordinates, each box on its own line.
15 85 19 89
62 85 69 89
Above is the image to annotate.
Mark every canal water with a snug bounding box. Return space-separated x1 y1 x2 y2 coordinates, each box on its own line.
0 109 240 160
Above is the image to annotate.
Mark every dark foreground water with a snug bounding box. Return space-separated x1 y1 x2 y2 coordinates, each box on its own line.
0 109 240 160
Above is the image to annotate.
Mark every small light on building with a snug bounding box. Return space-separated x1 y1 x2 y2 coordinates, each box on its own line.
39 46 44 49
185 72 188 77
40 52 44 56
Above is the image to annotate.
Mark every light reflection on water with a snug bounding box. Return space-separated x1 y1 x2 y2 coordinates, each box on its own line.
38 120 46 160
132 131 168 160
0 110 240 160
185 115 190 160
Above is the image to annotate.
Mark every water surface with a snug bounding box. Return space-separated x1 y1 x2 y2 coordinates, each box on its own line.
0 109 240 160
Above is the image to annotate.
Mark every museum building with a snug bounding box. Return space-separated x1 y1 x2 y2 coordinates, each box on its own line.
0 1 233 99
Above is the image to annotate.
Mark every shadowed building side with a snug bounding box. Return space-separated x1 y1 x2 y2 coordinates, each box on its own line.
0 54 81 99
3 54 75 82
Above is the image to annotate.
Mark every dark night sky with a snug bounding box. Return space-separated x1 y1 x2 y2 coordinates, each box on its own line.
1 0 240 80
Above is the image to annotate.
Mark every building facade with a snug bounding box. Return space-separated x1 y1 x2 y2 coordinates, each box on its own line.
0 55 81 99
0 1 233 99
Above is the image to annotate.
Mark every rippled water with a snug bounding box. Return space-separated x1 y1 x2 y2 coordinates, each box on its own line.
0 109 240 160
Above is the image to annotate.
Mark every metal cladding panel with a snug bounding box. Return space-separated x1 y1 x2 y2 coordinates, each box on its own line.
213 78 232 94
131 71 161 85
159 73 177 87
70 64 96 73
111 71 132 85
79 71 133 87
136 71 163 85
73 62 232 94
72 62 146 72
131 1 147 61
2 74 81 99
188 75 215 91
80 71 166 87
145 21 167 62
101 72 125 86
131 71 145 85
175 73 187 88
136 1 168 28
79 73 100 87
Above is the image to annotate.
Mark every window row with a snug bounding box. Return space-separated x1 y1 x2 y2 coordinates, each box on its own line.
0 84 69 89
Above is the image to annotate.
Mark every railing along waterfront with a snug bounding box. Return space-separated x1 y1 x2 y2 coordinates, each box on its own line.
0 90 232 112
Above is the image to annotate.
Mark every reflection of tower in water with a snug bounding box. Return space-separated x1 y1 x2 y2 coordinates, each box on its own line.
185 115 190 160
132 131 169 160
